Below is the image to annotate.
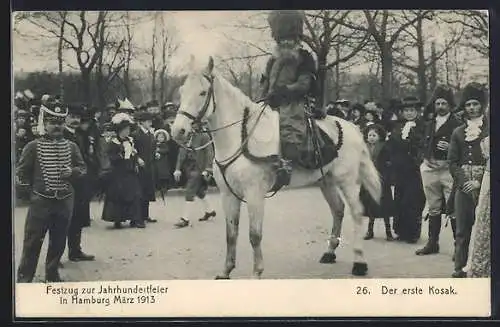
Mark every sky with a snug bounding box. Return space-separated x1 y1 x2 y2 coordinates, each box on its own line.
12 11 263 74
12 10 489 82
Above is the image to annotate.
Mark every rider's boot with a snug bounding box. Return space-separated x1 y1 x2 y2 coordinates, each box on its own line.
273 143 300 190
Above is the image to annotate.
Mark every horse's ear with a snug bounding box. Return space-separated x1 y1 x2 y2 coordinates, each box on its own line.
206 56 214 75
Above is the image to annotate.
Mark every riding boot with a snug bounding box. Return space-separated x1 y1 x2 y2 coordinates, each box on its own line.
384 217 395 241
363 218 374 240
415 214 441 255
274 142 300 188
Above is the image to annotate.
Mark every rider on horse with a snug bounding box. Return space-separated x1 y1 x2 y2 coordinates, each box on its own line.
259 10 319 188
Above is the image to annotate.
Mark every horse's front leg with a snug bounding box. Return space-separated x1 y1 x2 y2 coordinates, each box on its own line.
247 194 265 279
319 172 345 264
215 191 241 280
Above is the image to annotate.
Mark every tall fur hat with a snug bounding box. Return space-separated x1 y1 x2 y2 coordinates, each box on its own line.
429 85 455 108
268 10 305 42
459 82 487 109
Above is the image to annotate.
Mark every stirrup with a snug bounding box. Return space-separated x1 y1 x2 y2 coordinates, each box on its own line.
270 159 292 191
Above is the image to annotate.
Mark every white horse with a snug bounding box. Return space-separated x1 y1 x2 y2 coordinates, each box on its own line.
171 56 381 279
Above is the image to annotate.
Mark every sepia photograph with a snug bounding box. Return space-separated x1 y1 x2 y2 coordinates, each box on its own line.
12 9 491 317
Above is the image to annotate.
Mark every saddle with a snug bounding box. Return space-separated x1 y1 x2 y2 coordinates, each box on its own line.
242 104 342 170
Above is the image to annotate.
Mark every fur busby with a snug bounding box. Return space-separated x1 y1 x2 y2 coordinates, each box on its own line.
430 85 455 108
268 10 305 42
459 82 487 109
111 112 134 132
400 96 423 110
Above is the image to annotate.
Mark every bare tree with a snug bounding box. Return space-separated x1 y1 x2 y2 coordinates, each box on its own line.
393 10 463 103
442 10 488 58
16 12 69 99
302 11 370 106
333 10 434 105
158 14 180 105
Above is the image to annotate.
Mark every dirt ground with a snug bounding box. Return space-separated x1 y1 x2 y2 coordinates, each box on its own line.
13 187 456 282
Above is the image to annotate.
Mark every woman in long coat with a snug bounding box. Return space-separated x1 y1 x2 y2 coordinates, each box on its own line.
386 97 427 243
101 113 144 229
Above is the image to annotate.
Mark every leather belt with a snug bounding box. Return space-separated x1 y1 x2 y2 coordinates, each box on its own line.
33 189 72 200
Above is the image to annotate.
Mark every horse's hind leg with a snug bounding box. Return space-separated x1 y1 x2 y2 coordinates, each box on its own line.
339 181 368 276
215 192 241 280
247 194 265 279
319 172 345 264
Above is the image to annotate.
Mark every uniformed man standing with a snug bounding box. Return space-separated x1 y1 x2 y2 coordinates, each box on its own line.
63 104 95 262
16 100 87 282
416 86 462 256
259 10 319 188
448 82 489 278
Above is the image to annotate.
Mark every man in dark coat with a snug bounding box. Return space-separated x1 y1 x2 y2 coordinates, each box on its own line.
259 10 319 188
63 104 95 262
16 100 87 282
173 132 216 228
416 85 462 256
448 82 489 278
386 96 427 243
133 111 157 223
77 110 102 225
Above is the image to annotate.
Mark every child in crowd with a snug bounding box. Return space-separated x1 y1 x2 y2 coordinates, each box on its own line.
154 129 174 193
361 124 395 241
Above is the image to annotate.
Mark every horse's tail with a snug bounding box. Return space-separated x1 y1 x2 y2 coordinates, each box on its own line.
359 142 382 204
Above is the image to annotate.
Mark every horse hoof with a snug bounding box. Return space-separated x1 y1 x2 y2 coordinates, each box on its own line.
352 262 368 276
319 252 336 264
215 275 230 280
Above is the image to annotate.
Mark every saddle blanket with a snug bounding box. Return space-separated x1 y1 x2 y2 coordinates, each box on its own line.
246 105 340 169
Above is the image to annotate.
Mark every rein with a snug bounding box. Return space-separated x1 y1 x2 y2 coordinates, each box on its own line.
174 74 277 202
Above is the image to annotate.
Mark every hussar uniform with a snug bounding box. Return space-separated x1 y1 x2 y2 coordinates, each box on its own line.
16 102 86 283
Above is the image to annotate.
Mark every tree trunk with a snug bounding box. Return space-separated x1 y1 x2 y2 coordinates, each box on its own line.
429 41 437 92
57 15 65 101
81 70 92 105
415 18 427 103
316 50 328 107
334 43 341 100
380 43 393 106
124 12 132 98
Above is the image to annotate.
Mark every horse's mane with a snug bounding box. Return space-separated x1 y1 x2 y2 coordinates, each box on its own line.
214 72 261 113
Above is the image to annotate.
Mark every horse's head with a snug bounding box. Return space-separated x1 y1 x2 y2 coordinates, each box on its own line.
171 56 216 143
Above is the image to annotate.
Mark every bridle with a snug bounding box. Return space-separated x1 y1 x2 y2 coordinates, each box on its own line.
173 72 271 202
177 73 217 126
